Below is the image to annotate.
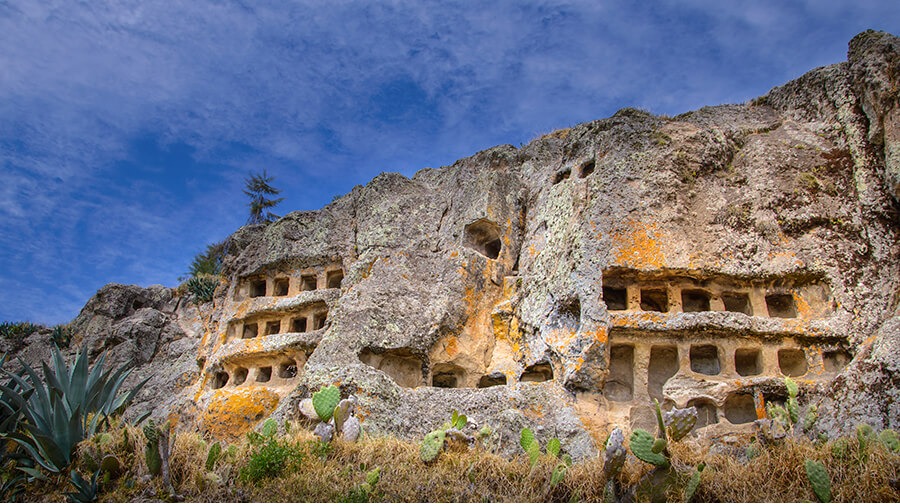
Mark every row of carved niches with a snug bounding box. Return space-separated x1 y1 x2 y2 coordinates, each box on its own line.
602 332 851 429
208 351 308 390
225 301 328 343
234 266 344 301
601 269 833 319
358 347 554 389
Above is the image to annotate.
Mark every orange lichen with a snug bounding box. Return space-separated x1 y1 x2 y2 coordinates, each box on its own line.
794 293 813 319
611 221 666 269
201 388 281 441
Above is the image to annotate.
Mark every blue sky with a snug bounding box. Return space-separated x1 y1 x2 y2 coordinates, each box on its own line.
1 1 898 325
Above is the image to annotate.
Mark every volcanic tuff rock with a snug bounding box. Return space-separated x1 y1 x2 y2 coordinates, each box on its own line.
14 30 900 458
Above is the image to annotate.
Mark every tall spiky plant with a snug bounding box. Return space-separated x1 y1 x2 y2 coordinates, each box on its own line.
243 170 285 225
0 347 148 474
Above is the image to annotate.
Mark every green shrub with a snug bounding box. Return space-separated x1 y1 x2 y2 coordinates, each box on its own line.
239 438 304 483
186 274 219 304
0 321 42 351
51 324 75 348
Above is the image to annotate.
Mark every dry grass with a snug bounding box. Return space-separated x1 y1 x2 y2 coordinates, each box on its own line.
16 424 900 502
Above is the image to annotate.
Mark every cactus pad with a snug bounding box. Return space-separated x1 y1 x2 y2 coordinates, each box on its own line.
100 454 122 478
804 459 831 503
664 406 698 441
879 429 900 452
547 437 561 458
785 377 799 398
787 397 800 424
420 429 446 463
629 429 668 467
205 442 222 471
342 415 361 442
261 418 278 438
520 428 536 452
651 437 667 454
333 399 353 434
603 427 626 479
313 385 341 422
684 463 705 502
314 421 335 443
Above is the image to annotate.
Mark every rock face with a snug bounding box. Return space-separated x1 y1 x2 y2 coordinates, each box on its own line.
32 31 900 458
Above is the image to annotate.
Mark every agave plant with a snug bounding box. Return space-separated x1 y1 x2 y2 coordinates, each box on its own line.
0 347 148 474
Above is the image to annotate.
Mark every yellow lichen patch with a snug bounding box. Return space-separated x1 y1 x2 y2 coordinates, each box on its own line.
444 336 459 358
611 221 666 269
794 293 813 319
201 388 281 441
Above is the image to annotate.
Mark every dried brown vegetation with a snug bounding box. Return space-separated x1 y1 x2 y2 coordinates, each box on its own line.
17 423 900 502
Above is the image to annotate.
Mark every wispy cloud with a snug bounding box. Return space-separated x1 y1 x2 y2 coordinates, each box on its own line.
1 0 898 324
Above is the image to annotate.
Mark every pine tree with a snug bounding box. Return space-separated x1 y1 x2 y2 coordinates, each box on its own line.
243 170 285 225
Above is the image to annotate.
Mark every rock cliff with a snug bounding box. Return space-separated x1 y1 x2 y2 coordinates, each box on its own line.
19 30 900 459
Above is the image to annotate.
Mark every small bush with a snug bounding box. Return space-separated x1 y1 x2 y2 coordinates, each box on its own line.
186 275 219 304
239 438 304 484
0 321 43 351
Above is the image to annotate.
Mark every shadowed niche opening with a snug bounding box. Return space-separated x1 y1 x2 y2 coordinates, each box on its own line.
641 288 668 312
724 393 756 424
250 279 266 298
256 366 272 383
242 323 258 339
690 345 720 375
314 312 328 330
273 278 289 297
682 290 711 312
552 168 572 185
463 218 502 260
778 348 807 377
477 372 507 388
735 347 762 376
265 320 281 336
520 362 553 383
604 345 634 401
291 317 308 333
578 160 595 178
823 350 851 373
766 294 797 318
648 345 678 401
359 347 425 388
554 298 582 331
233 367 248 386
723 292 752 315
301 275 317 291
327 270 344 289
431 363 466 388
688 398 719 428
212 371 229 389
277 359 298 379
603 287 627 311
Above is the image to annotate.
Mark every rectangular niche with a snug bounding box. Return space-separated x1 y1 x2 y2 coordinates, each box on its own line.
603 345 634 402
277 359 298 379
256 366 272 383
682 290 711 312
722 292 752 315
603 287 627 311
778 348 808 377
326 270 344 289
265 321 281 336
648 345 678 401
250 279 267 298
291 317 308 333
823 350 851 373
313 312 328 330
640 288 668 312
301 275 318 291
734 347 762 376
766 294 797 318
273 278 289 296
242 322 258 339
690 344 720 375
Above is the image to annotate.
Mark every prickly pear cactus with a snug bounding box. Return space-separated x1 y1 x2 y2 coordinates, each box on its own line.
312 385 341 422
651 437 667 454
547 437 561 458
314 421 335 443
603 427 626 480
520 428 541 466
804 459 831 503
879 429 900 452
664 406 698 441
420 429 446 463
684 463 705 502
333 399 353 434
785 377 799 398
143 420 162 476
205 442 222 471
100 454 122 478
629 429 669 467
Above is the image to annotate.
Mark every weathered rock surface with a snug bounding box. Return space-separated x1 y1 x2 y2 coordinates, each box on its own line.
16 30 900 457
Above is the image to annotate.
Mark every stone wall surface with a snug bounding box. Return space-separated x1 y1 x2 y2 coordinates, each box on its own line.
14 31 900 459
